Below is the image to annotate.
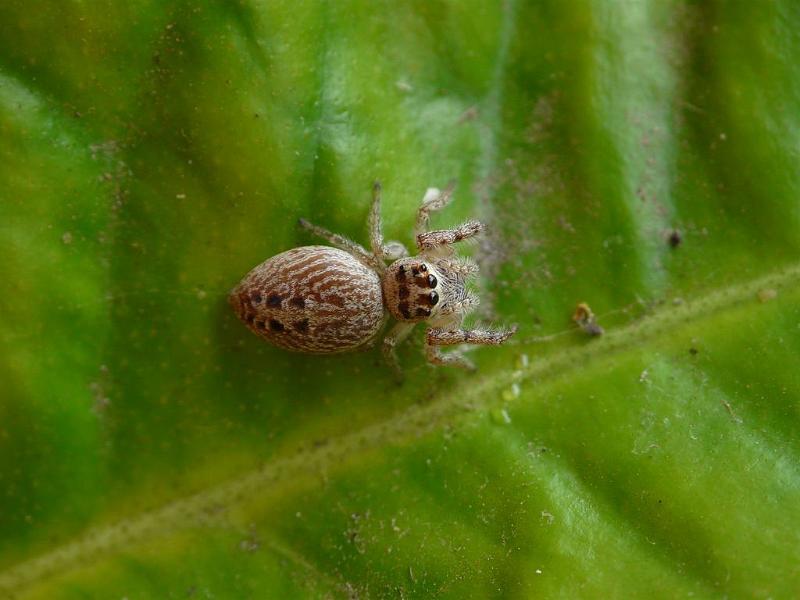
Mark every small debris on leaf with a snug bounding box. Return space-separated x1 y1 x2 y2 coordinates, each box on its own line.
502 383 521 401
491 408 512 425
757 288 777 303
395 79 413 93
667 229 682 248
573 302 604 337
457 105 479 124
721 399 742 424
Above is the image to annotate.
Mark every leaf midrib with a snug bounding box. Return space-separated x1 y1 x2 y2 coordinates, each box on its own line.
2 262 799 595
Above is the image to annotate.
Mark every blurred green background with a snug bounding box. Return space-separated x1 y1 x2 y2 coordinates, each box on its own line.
1 0 799 597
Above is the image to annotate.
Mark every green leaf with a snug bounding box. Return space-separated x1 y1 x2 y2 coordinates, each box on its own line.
2 0 799 597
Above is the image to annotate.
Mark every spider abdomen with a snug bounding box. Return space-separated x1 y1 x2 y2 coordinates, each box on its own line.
229 245 385 353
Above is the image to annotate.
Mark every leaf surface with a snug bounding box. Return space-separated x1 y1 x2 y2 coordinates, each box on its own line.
1 0 799 597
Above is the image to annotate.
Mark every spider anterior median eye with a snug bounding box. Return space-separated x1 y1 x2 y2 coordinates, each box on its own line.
427 274 437 288
430 291 439 305
419 264 428 272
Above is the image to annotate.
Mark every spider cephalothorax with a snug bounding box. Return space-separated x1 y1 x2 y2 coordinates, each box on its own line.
383 259 443 322
230 182 516 376
382 256 477 326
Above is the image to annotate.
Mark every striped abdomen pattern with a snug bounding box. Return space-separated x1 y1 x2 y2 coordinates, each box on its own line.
229 246 385 353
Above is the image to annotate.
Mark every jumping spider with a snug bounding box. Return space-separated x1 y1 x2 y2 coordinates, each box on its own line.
230 182 517 377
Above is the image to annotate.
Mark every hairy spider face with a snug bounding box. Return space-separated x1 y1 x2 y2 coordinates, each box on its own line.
382 257 443 323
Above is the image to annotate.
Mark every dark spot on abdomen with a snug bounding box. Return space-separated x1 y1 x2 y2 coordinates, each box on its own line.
269 319 285 332
252 293 263 304
321 292 345 308
290 297 306 309
267 294 282 307
294 318 309 333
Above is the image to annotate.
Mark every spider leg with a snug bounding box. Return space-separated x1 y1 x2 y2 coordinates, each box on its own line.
436 293 479 318
436 257 479 279
369 181 410 262
415 182 456 237
416 220 484 252
382 321 416 381
424 325 517 370
368 181 385 256
298 218 381 271
428 326 517 346
424 343 476 371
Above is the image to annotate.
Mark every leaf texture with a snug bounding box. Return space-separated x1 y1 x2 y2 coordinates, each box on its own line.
1 0 799 597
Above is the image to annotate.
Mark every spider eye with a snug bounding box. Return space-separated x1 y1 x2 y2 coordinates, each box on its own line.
430 291 439 306
427 274 437 288
419 264 428 272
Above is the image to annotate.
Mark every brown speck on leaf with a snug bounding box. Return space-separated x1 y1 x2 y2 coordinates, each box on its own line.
668 229 682 248
573 302 604 337
457 105 479 124
557 215 575 233
757 288 777 303
239 526 261 553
